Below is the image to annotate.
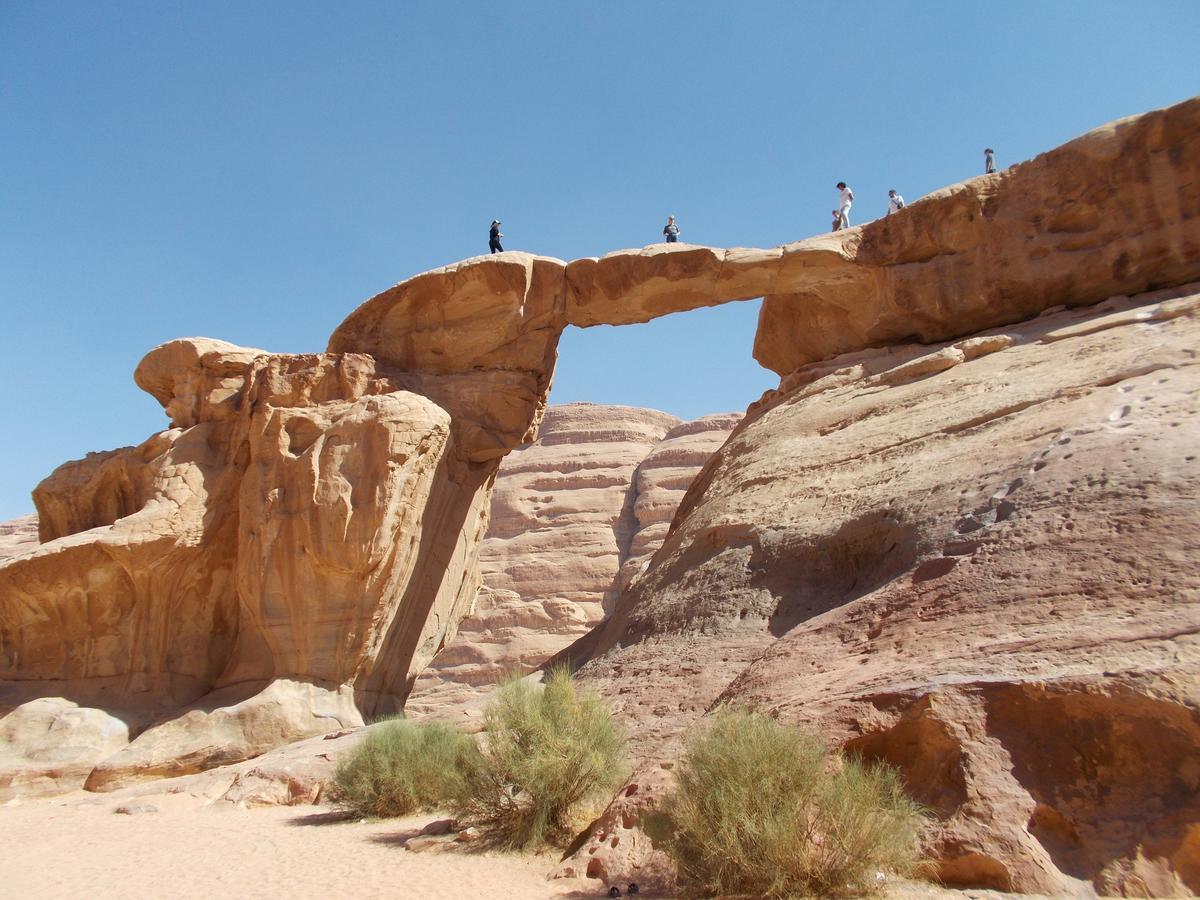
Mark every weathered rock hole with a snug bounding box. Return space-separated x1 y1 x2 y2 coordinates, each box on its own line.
842 701 968 818
284 417 322 456
936 853 1013 891
984 683 1200 894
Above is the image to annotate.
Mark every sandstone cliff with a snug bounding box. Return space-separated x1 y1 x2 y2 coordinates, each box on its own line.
407 404 737 718
0 94 1196 891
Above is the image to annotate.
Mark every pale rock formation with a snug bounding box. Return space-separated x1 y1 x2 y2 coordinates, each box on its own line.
407 404 738 718
0 341 496 791
569 285 1200 897
0 515 38 561
619 412 743 590
83 679 361 791
0 697 129 800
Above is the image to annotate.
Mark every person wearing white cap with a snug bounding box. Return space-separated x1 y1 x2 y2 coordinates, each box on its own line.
489 219 504 254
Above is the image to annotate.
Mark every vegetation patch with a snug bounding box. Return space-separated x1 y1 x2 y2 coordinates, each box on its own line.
330 718 478 818
452 668 626 850
650 709 928 898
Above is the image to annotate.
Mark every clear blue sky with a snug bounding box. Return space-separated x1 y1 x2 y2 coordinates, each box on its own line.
2 2 1197 519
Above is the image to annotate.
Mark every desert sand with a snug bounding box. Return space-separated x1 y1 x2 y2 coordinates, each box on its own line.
0 799 598 900
0 796 1041 900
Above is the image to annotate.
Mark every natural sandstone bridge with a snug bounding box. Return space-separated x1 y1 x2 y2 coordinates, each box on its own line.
1 97 1197 787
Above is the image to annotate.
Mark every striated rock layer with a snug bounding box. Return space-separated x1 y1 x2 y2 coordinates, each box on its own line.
564 285 1200 897
0 515 37 561
1 96 1197 814
407 404 737 717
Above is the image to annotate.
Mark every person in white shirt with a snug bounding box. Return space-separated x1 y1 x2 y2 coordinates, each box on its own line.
836 181 854 228
887 189 905 216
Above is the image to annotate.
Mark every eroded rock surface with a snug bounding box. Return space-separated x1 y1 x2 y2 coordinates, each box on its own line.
0 515 38 561
0 342 497 791
407 404 737 719
571 285 1200 897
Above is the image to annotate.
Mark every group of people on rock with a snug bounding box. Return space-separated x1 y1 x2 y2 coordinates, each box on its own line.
487 148 1000 252
830 183 904 230
831 148 998 232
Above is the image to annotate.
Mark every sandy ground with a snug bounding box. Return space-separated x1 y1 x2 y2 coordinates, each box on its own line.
0 800 602 900
0 793 1047 900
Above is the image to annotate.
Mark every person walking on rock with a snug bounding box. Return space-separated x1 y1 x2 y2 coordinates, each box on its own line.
984 148 996 174
663 215 680 243
836 182 854 229
489 219 504 254
887 189 906 216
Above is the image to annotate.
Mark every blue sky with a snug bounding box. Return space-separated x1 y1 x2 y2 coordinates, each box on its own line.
1 2 1197 519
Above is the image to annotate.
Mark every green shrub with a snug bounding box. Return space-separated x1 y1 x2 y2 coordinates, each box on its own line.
652 709 928 898
329 718 479 818
452 668 626 849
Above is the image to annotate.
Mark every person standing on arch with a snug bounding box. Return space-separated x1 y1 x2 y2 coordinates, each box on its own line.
836 182 854 229
663 215 680 243
489 219 504 254
984 148 996 174
887 189 906 216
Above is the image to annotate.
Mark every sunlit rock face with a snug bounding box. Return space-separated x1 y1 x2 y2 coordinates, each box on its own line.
569 285 1200 896
406 404 738 719
0 516 37 562
1 96 1197 823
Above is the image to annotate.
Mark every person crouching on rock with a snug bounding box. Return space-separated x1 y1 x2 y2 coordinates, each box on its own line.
831 209 842 232
489 219 504 254
663 214 680 243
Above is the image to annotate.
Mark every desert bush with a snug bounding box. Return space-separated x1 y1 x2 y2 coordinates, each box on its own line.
452 668 625 849
329 718 478 818
652 709 928 898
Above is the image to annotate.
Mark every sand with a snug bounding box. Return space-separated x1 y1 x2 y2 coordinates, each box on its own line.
0 793 1042 900
0 800 601 900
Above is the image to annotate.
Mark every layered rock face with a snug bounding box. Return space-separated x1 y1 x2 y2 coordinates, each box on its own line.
1 94 1197 839
0 515 37 561
568 288 1200 895
407 404 738 717
1 340 496 790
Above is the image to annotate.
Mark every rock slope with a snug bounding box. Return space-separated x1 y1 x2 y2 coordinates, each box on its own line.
407 404 737 717
565 284 1200 897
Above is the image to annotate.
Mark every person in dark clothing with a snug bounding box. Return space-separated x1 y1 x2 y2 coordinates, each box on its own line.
489 219 504 254
831 209 842 232
984 148 996 174
663 214 680 243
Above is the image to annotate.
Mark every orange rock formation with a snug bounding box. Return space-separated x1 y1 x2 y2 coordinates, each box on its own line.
0 96 1197 896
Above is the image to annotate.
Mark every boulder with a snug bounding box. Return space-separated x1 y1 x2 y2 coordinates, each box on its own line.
84 679 361 791
0 697 129 801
